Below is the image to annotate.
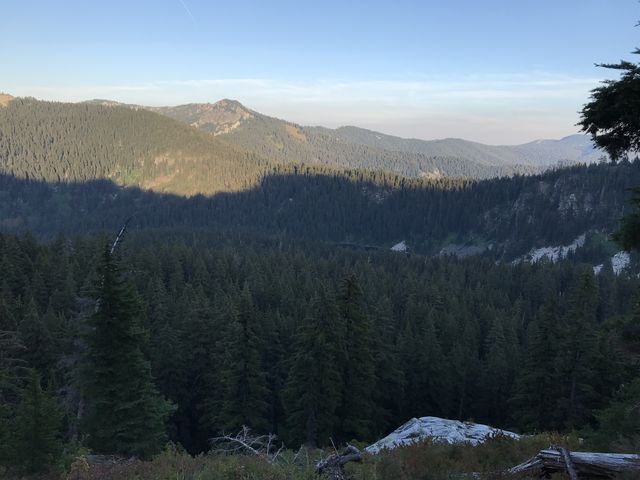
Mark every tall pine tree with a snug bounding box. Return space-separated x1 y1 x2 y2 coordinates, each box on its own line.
82 246 173 458
556 270 600 429
218 285 270 433
510 300 562 431
337 274 376 442
284 291 343 447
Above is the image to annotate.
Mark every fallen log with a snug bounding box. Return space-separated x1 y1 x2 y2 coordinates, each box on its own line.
557 446 578 480
509 446 640 478
315 445 363 480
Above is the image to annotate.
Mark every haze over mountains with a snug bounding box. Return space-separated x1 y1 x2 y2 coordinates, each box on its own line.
1 93 605 189
155 101 604 165
85 96 605 179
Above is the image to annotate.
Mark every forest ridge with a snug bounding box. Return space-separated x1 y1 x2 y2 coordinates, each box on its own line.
0 94 604 196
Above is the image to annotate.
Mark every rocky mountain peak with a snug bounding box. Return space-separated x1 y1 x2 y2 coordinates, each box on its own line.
171 99 255 135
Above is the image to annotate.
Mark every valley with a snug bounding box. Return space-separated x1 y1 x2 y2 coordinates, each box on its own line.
1 4 639 476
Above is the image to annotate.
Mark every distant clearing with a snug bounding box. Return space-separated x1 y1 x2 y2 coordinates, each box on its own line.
285 124 307 142
143 172 177 189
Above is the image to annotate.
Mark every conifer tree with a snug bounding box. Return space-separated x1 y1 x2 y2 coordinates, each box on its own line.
370 297 405 435
218 286 270 433
480 316 512 425
592 378 640 450
556 270 600 429
336 274 376 441
399 296 445 418
284 291 343 447
11 372 62 474
448 320 479 420
579 49 640 160
0 284 17 331
82 246 173 458
591 292 640 449
170 285 217 452
261 311 288 436
510 301 561 431
0 330 25 467
199 294 235 441
18 297 55 378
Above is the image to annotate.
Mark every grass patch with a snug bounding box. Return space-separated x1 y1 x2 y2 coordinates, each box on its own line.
22 432 583 480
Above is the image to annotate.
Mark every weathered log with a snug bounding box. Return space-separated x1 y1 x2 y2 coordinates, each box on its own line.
557 445 578 480
315 445 363 480
509 446 640 478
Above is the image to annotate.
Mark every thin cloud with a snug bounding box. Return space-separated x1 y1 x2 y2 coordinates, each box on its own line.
6 73 598 105
156 74 600 105
176 0 197 26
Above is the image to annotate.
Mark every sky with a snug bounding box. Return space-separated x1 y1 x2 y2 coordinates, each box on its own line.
1 0 638 144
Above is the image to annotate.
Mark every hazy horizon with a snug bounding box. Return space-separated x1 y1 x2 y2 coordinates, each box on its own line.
1 90 598 146
1 0 638 144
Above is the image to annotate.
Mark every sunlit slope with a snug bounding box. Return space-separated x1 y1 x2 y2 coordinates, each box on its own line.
0 98 271 196
154 100 602 174
153 100 535 179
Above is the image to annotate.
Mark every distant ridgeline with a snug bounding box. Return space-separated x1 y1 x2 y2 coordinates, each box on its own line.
139 98 607 174
0 96 534 190
0 97 635 262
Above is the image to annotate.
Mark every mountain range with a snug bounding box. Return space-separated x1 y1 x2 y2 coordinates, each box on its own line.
0 93 630 263
0 93 606 191
85 97 605 179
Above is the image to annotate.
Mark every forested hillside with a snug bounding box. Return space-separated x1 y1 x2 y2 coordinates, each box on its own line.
152 99 603 173
83 97 533 179
0 232 637 460
217 112 534 179
0 98 270 195
331 127 604 166
0 96 607 202
0 161 637 261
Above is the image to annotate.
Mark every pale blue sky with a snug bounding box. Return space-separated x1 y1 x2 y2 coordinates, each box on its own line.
1 1 638 143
